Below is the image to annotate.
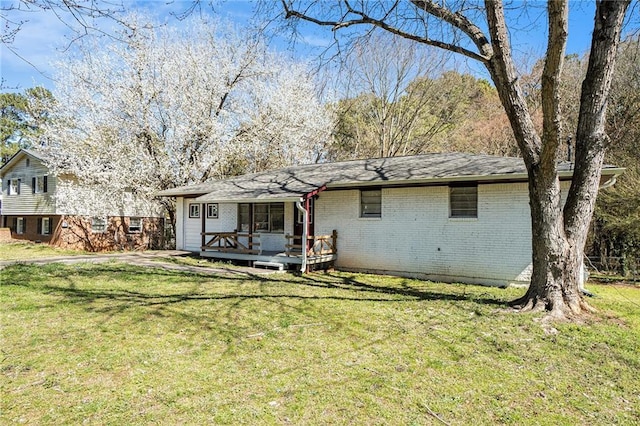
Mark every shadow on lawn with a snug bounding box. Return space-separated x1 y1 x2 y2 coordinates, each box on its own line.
1 262 509 309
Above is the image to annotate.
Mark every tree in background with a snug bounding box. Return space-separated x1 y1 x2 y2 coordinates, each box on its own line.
281 0 633 318
0 87 54 164
326 32 455 160
42 16 332 229
591 36 640 275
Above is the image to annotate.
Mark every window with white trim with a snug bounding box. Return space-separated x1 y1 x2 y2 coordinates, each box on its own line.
189 203 200 218
206 203 219 219
40 217 51 235
128 217 142 233
237 203 285 233
91 217 107 233
16 217 25 234
33 175 48 194
360 189 382 218
449 184 478 218
9 179 20 195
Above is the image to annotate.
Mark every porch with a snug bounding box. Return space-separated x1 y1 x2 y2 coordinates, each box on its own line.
200 230 337 270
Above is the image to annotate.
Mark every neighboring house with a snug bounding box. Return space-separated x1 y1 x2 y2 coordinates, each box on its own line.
0 149 165 251
157 152 623 287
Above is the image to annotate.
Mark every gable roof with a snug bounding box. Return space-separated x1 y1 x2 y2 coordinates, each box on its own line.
155 152 625 202
0 148 47 177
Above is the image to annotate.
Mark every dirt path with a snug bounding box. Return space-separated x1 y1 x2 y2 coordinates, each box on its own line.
0 250 281 276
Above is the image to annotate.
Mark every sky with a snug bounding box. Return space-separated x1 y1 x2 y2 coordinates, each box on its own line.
0 0 629 93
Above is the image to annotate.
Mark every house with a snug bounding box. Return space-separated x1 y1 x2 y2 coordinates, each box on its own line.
0 149 165 251
156 152 623 286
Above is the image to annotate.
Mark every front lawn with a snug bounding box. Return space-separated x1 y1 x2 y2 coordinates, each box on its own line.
1 263 639 424
0 242 88 261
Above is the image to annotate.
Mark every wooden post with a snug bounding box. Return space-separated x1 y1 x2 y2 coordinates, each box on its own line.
332 230 338 254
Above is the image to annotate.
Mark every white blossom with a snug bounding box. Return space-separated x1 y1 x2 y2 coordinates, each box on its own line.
42 15 333 219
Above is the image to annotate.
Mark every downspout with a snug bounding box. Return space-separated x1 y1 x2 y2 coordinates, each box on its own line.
295 199 308 273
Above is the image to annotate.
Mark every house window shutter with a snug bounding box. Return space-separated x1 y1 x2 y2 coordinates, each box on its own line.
17 179 21 195
32 177 36 194
43 176 48 193
37 218 42 234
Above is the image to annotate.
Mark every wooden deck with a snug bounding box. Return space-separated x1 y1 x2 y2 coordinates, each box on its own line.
200 231 337 270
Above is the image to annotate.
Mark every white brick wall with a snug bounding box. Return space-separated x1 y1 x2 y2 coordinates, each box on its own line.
314 183 536 286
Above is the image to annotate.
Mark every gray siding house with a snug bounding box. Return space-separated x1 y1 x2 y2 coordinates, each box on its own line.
0 149 164 251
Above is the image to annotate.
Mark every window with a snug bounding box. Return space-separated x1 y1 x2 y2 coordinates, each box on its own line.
206 203 219 219
91 217 107 233
360 189 382 218
8 179 20 195
128 217 142 233
254 203 270 231
237 203 285 233
16 217 25 234
189 203 200 218
238 203 251 232
449 184 478 218
39 217 51 235
32 175 48 194
270 203 285 233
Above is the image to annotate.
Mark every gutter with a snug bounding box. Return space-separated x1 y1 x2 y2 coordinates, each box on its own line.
295 200 308 273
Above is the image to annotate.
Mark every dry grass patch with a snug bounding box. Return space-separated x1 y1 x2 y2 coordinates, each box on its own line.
1 262 639 424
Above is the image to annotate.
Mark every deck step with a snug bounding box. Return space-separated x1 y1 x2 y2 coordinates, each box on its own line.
253 261 286 271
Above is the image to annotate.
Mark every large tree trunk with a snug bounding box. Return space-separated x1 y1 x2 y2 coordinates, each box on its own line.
484 0 629 318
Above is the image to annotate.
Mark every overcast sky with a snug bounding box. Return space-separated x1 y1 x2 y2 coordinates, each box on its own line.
0 0 628 93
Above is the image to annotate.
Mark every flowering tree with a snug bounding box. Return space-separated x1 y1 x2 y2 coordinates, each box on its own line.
42 17 333 228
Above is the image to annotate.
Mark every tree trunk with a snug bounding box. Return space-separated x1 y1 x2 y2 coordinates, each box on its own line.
510 0 629 318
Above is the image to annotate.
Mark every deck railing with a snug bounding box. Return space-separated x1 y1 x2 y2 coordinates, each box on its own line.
285 230 338 257
201 230 337 258
201 232 261 254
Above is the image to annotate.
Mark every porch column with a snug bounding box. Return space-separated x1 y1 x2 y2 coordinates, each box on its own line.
201 203 206 250
295 200 308 273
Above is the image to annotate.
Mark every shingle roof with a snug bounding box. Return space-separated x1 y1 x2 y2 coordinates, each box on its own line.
154 152 623 202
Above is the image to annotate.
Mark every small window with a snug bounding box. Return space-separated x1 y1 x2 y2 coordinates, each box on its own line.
206 203 219 219
128 217 142 233
16 217 25 234
33 175 48 194
91 217 107 233
9 179 20 195
450 184 478 218
360 189 381 218
40 217 51 235
26 158 30 167
189 203 200 218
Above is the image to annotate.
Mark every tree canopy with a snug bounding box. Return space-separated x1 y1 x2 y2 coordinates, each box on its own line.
41 16 333 226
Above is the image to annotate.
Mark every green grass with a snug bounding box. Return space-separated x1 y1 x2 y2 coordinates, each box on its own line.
1 263 639 425
0 242 89 261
